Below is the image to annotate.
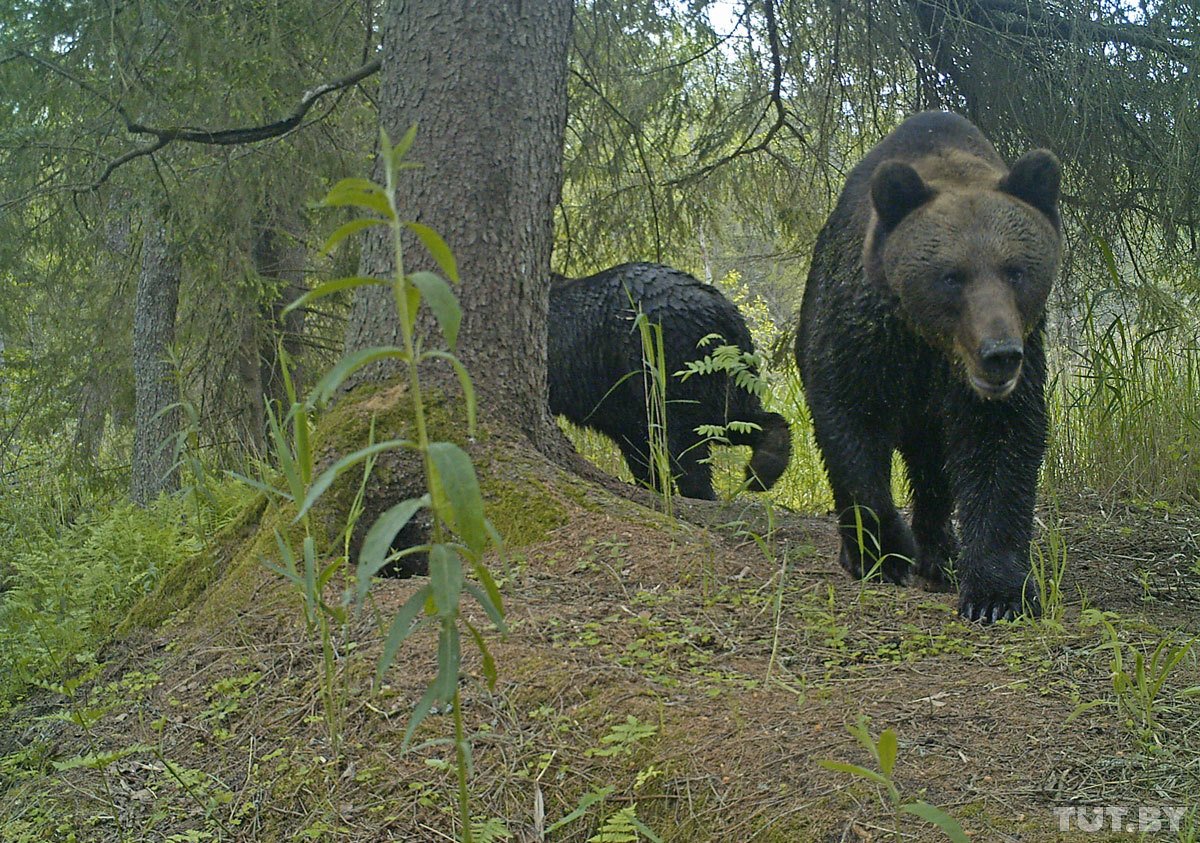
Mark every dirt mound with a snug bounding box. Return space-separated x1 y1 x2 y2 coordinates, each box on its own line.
1 480 1197 841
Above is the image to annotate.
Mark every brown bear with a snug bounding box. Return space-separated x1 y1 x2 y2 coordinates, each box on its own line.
795 111 1061 623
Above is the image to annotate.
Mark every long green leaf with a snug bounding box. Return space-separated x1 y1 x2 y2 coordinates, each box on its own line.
292 405 313 486
432 623 461 702
629 814 665 843
464 617 498 689
226 470 283 499
273 529 299 578
876 728 898 777
463 582 505 631
295 438 415 521
544 787 615 833
260 560 301 587
378 583 432 682
320 217 386 256
307 346 408 407
428 544 464 620
302 534 318 609
901 802 971 843
389 123 419 167
402 683 439 750
409 271 462 349
404 221 459 282
322 177 395 220
265 402 303 502
284 276 388 315
324 176 384 198
427 442 488 555
421 350 477 435
357 495 431 603
817 760 893 789
52 745 149 772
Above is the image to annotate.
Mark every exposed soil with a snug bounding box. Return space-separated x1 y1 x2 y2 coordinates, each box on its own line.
2 461 1198 842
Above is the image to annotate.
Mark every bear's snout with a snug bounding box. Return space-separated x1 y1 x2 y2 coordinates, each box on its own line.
972 338 1024 398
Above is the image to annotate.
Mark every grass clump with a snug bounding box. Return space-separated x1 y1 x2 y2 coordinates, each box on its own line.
0 477 256 708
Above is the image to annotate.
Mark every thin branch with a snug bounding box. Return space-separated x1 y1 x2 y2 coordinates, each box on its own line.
9 52 382 195
123 58 381 147
569 65 665 261
665 0 806 188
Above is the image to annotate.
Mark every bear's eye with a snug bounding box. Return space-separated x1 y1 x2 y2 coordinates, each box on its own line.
938 271 964 288
1005 266 1028 285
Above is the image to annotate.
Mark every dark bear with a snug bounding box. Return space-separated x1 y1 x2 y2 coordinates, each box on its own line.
550 262 791 500
796 111 1062 623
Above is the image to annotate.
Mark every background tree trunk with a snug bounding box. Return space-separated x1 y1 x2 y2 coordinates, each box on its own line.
344 0 572 447
238 209 308 456
254 208 308 407
131 206 182 505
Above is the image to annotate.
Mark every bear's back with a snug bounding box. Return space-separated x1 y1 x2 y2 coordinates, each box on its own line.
550 263 750 365
548 262 756 424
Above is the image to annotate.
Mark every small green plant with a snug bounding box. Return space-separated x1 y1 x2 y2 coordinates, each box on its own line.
819 716 970 842
283 125 505 843
0 487 238 708
842 504 914 587
676 333 768 399
544 786 662 843
587 805 662 842
585 715 658 758
233 347 358 757
469 817 511 842
1071 610 1200 748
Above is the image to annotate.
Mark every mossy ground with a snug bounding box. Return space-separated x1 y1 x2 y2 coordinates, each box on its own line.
1 385 1198 841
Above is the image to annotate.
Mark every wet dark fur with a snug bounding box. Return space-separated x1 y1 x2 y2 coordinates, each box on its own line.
796 111 1062 623
550 262 791 500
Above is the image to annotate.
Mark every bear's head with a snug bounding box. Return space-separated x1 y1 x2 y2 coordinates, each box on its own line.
866 149 1062 400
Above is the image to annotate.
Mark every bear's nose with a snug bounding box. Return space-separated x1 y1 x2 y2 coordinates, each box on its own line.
979 339 1024 383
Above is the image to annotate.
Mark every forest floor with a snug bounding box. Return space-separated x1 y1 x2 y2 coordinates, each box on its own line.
2 453 1199 841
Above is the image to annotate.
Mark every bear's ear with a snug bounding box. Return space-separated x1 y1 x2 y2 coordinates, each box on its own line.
999 149 1061 225
871 161 934 229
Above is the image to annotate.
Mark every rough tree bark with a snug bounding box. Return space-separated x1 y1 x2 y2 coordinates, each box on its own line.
131 205 181 505
344 0 572 448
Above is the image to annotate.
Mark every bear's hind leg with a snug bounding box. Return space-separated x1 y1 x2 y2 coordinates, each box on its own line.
670 432 716 500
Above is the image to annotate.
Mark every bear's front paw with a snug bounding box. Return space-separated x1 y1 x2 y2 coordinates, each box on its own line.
958 579 1040 624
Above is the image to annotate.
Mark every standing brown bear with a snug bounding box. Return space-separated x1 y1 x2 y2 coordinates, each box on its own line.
796 111 1062 623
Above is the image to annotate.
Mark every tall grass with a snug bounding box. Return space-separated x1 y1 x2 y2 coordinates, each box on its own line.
1046 312 1200 504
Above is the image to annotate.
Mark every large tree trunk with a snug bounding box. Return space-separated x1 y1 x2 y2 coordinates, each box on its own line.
344 0 572 447
131 206 182 505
